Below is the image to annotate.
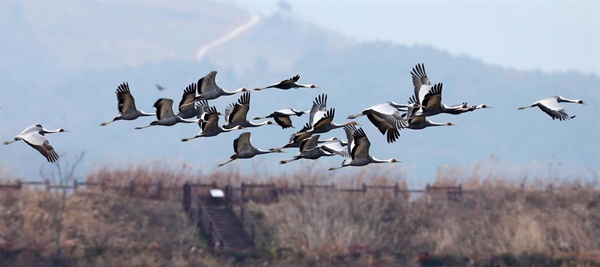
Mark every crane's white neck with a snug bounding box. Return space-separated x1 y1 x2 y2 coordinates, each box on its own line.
371 157 398 164
557 96 585 105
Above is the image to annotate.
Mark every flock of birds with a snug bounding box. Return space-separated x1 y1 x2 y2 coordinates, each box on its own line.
4 64 587 171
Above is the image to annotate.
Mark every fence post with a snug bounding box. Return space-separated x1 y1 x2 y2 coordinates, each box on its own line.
157 180 163 200
16 179 22 190
45 179 50 191
270 183 277 202
240 201 246 223
394 183 399 198
241 182 246 202
129 180 135 197
183 182 191 214
73 179 78 192
362 183 367 194
225 185 231 210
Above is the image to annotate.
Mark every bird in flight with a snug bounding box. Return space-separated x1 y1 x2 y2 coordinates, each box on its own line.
100 82 155 126
4 124 69 163
517 95 586 120
254 75 319 91
218 132 284 167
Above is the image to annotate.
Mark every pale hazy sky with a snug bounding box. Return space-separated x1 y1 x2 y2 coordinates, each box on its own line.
227 1 599 76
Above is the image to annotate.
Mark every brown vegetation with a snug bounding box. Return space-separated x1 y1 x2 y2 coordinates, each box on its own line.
1 161 599 267
0 188 229 267
248 179 600 266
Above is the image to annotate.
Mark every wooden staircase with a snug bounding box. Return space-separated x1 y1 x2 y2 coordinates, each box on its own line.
183 183 268 252
196 197 256 252
204 206 255 251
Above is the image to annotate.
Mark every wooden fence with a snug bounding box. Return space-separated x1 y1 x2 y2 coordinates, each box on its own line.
0 179 181 200
0 179 466 203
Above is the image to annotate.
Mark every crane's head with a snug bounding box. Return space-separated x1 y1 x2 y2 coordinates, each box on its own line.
309 84 319 89
445 122 457 126
576 99 587 105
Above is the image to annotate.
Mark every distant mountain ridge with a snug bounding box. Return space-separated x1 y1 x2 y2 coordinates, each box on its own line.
1 2 597 184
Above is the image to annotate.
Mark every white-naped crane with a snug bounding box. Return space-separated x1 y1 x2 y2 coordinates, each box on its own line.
304 93 359 134
100 82 156 126
405 95 491 117
410 63 473 117
193 99 220 120
181 100 241 142
222 91 274 129
329 125 399 171
279 123 314 149
405 115 457 130
320 136 349 147
3 124 69 162
279 135 348 164
218 132 285 167
254 75 319 91
176 82 199 119
308 93 328 128
278 123 349 150
134 98 202 129
347 102 408 143
517 95 586 120
411 63 433 109
310 108 360 134
400 98 456 129
192 70 247 101
412 82 475 117
440 102 493 115
253 108 309 129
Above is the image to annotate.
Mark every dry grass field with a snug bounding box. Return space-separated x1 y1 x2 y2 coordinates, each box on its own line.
1 161 599 267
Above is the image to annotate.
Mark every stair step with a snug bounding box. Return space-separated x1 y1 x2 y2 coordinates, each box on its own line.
196 203 256 250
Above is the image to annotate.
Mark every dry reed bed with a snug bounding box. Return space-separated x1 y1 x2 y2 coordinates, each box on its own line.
246 179 600 264
0 189 225 267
